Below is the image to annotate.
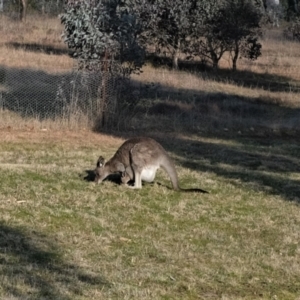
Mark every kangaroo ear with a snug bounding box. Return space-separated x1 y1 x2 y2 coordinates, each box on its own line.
97 156 106 167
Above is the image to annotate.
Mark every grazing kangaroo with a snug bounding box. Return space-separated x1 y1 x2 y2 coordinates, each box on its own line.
94 137 208 193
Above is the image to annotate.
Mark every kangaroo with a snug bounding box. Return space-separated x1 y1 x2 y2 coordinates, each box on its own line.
94 137 208 193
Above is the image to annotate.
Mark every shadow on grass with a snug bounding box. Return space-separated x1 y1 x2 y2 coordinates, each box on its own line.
1 60 300 131
0 65 73 120
7 42 70 56
0 223 109 299
199 68 300 93
156 135 300 202
83 169 97 182
146 53 300 93
82 169 122 185
0 64 103 121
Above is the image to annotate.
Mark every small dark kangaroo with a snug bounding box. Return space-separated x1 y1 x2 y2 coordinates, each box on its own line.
94 137 208 193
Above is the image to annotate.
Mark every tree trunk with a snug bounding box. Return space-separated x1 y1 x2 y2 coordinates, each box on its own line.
172 40 181 69
172 52 179 69
232 55 238 71
211 58 218 70
0 0 3 12
207 39 219 70
20 0 27 22
293 0 299 12
232 42 239 72
42 0 45 15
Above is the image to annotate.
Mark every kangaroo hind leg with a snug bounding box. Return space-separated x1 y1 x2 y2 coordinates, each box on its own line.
130 146 144 189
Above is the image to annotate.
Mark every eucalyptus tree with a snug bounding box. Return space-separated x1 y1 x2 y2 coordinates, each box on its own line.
61 0 146 128
284 0 299 20
61 0 145 74
216 0 262 70
139 0 198 69
190 0 262 70
288 0 299 13
189 0 227 69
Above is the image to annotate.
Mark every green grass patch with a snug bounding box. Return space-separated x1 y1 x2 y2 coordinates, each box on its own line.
0 133 300 299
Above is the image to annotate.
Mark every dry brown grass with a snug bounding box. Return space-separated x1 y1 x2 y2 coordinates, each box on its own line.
0 15 73 71
0 15 299 134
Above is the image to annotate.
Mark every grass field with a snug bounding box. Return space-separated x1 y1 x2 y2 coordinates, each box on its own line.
0 15 300 299
0 129 300 299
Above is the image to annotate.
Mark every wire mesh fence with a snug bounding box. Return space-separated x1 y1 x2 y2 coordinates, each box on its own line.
0 64 140 130
1 61 300 134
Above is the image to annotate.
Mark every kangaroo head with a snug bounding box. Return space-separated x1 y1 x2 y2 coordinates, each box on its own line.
94 155 126 184
94 156 109 184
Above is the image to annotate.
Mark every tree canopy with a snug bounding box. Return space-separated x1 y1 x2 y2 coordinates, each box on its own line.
139 0 198 69
61 0 264 72
61 0 145 75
